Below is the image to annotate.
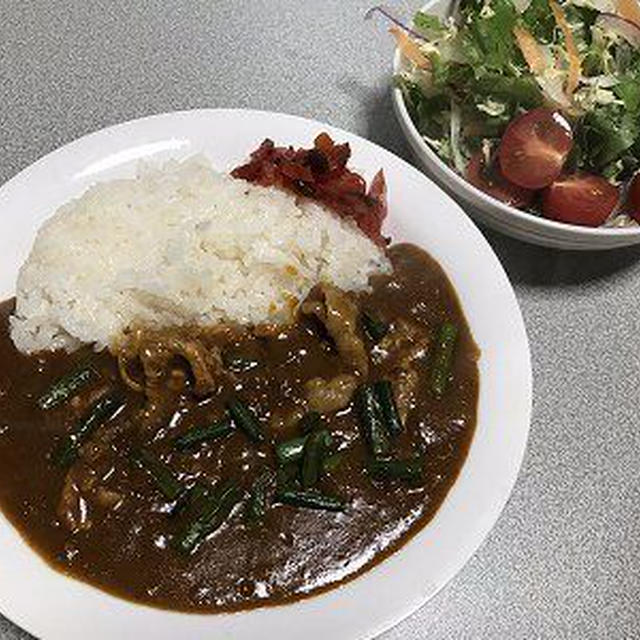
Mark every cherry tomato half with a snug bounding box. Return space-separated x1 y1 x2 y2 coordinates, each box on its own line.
498 108 573 190
542 174 620 227
466 152 535 208
626 173 640 223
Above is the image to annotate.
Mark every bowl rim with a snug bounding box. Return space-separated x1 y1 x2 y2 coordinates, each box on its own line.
391 45 640 240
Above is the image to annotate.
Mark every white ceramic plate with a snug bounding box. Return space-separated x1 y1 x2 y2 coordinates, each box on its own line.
391 0 640 251
0 109 531 640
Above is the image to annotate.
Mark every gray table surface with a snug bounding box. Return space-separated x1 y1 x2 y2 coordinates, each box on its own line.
1 1 639 638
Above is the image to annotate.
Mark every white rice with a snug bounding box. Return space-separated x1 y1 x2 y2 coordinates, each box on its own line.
10 155 390 354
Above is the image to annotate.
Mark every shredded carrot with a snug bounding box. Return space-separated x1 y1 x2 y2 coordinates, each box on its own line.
513 26 547 74
389 26 431 69
549 0 581 95
617 0 640 27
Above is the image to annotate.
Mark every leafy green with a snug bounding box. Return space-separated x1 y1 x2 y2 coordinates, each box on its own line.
581 36 610 76
575 64 640 179
583 25 640 76
608 141 640 180
521 0 556 42
414 11 445 37
577 105 640 175
614 42 640 75
458 0 521 74
429 55 475 92
396 76 450 140
615 76 640 113
473 74 542 108
564 4 599 45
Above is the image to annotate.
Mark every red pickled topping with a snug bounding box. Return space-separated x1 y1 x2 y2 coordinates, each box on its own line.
231 134 388 245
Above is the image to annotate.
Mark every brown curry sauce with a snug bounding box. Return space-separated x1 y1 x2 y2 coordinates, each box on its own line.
0 244 478 612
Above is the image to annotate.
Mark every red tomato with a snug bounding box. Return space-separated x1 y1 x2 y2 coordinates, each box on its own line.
627 173 640 222
466 152 535 208
498 108 573 190
542 174 620 226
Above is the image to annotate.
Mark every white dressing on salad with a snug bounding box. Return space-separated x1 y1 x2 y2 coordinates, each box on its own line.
476 99 508 116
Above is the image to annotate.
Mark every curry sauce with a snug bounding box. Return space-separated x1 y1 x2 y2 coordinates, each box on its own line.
0 244 478 612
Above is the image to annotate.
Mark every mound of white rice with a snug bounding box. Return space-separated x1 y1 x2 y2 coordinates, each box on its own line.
11 156 390 354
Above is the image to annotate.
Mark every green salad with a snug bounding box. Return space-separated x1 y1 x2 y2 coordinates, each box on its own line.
370 0 640 227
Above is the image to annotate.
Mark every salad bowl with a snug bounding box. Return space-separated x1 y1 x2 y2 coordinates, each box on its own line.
391 0 640 250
